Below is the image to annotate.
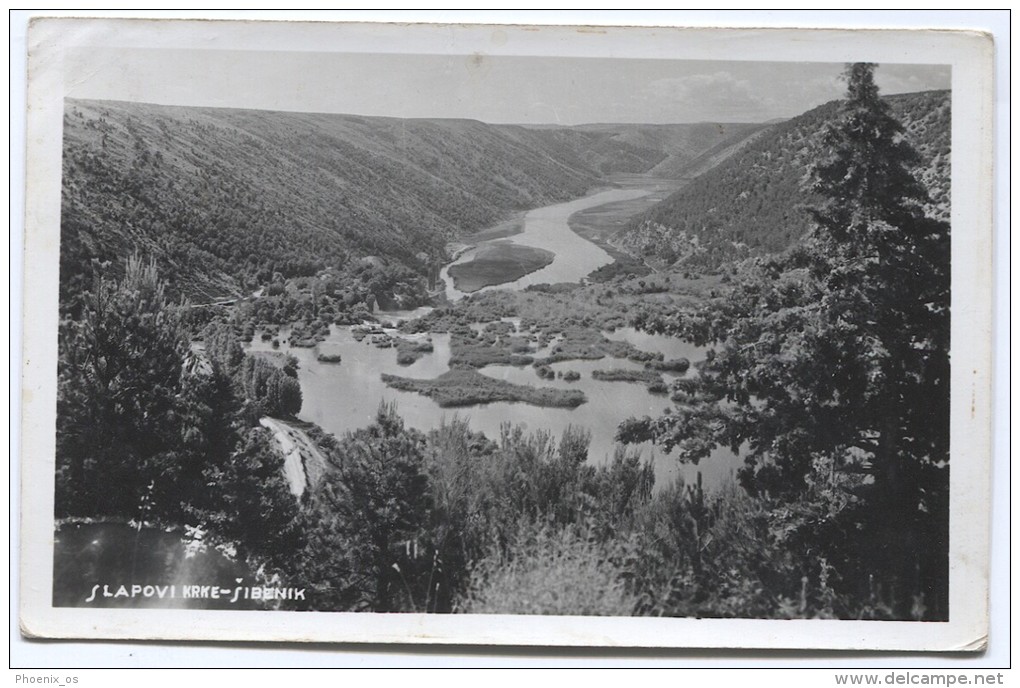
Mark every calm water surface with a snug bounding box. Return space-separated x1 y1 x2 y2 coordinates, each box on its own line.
251 324 740 491
440 187 650 301
53 522 257 609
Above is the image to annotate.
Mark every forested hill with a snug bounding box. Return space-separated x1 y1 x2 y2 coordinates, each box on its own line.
59 99 758 303
617 90 951 268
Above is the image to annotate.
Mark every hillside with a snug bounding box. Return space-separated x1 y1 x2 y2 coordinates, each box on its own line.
59 100 759 304
617 90 951 268
59 100 587 303
542 122 766 179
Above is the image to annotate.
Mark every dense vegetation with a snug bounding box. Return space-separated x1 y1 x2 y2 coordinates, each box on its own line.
591 368 664 384
621 65 951 619
295 409 841 617
56 257 781 615
295 407 895 617
58 253 840 617
619 90 950 269
56 256 305 574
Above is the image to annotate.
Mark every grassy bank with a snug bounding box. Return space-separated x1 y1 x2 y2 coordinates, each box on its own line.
381 369 587 408
566 179 680 283
467 213 525 242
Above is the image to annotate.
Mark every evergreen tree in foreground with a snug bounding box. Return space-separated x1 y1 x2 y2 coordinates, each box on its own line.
56 255 192 517
621 63 950 619
55 256 304 575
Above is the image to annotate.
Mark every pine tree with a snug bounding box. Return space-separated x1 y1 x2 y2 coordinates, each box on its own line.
621 64 950 618
56 255 192 517
201 427 304 571
806 63 950 619
810 64 950 490
299 405 432 612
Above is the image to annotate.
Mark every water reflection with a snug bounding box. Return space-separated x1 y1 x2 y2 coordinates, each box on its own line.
53 522 258 609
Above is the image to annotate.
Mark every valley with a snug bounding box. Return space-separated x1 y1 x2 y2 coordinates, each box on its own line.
236 178 740 493
59 99 759 308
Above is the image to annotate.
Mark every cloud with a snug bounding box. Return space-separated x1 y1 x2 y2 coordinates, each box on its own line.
645 71 777 122
875 64 952 95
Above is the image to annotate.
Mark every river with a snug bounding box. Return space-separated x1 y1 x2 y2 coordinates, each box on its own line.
250 183 741 490
440 187 651 301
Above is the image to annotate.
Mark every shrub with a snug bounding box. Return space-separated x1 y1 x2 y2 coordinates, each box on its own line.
460 521 641 616
647 380 668 394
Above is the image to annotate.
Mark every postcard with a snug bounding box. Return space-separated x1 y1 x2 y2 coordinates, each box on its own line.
18 16 994 650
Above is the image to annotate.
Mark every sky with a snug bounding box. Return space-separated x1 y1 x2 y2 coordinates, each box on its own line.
66 49 950 126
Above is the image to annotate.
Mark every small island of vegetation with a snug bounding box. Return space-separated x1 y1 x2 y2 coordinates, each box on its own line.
591 368 665 385
447 242 555 292
394 337 434 365
646 358 690 374
380 369 587 408
315 343 343 363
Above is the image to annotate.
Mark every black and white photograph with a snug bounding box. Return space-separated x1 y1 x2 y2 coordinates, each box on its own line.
17 16 995 651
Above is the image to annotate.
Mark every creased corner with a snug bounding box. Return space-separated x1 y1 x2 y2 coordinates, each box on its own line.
953 634 988 652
